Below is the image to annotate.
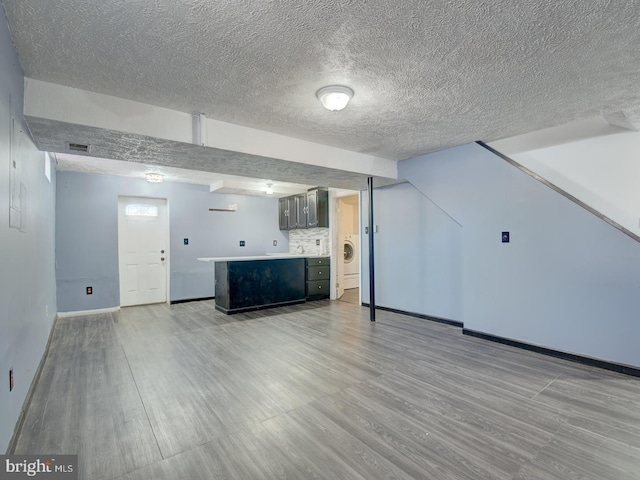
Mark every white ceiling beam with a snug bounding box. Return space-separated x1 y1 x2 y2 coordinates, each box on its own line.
604 108 640 131
209 180 225 193
210 178 311 196
24 78 397 179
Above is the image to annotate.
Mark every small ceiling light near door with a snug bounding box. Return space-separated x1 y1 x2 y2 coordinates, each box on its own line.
316 85 354 111
146 173 164 183
266 183 274 195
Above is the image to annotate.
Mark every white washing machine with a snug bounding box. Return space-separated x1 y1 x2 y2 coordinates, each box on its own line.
343 234 359 289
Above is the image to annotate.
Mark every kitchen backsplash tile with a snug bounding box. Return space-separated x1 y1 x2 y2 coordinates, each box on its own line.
289 228 331 256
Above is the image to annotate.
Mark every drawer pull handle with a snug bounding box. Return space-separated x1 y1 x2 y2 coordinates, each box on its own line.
318 285 322 289
318 271 322 275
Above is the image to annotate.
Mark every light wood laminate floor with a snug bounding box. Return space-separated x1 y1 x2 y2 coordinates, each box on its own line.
14 300 640 479
339 288 359 305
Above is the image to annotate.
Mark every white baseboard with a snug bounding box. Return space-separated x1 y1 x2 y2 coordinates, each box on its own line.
57 306 121 318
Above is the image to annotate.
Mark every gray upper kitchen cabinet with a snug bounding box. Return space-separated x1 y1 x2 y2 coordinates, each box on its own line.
278 196 291 230
279 188 328 230
306 188 328 228
279 195 306 229
295 193 308 229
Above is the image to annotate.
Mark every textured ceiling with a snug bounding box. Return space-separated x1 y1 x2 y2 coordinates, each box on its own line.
4 0 640 162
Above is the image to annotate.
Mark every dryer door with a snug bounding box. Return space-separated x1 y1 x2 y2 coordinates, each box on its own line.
344 241 355 263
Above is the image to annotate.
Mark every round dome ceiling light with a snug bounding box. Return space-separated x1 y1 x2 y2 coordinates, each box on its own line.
316 85 354 111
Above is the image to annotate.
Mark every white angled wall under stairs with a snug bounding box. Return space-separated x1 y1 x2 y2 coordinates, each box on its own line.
490 116 640 237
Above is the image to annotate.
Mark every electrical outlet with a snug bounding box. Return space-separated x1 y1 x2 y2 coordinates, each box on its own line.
502 232 510 243
45 305 48 316
86 286 93 295
273 240 277 246
9 368 14 392
316 239 320 245
239 240 245 247
184 238 189 245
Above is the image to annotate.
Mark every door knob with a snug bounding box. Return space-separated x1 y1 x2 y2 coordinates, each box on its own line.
161 250 165 253
161 257 165 261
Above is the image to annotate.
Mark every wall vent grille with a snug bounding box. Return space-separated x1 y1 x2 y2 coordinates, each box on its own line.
67 142 90 153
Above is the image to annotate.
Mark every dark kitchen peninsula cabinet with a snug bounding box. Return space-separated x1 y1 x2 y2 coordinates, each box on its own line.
215 258 306 314
278 188 328 231
306 257 330 300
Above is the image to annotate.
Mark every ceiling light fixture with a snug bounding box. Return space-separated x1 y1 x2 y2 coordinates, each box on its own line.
146 172 164 183
265 183 274 195
316 85 354 111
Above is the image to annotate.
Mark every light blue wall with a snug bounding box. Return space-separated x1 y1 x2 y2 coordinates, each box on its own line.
0 14 57 452
56 171 289 311
389 142 640 368
360 182 463 321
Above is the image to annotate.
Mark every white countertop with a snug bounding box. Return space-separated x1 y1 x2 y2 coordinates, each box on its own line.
198 253 327 262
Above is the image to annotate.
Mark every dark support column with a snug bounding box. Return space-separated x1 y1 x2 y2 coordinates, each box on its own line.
367 176 375 322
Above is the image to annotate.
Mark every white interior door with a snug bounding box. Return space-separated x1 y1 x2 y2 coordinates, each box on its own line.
118 196 168 306
336 199 345 299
